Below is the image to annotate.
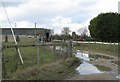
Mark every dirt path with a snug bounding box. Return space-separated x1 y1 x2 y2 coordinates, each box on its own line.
67 72 118 80
66 51 119 80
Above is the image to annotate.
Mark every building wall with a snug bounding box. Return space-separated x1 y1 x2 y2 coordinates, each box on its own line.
2 35 36 42
2 28 51 42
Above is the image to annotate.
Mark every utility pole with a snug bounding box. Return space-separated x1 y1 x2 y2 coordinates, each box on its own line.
35 23 37 39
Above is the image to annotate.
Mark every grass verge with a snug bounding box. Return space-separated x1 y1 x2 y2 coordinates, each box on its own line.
95 65 111 71
74 43 118 56
10 57 81 80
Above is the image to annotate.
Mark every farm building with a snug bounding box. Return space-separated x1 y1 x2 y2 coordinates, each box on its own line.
2 28 51 42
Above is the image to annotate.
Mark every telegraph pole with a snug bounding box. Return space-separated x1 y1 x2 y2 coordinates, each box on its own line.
35 23 37 39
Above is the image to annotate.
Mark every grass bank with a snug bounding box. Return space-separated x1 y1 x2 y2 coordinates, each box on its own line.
94 65 111 71
74 43 118 57
10 57 80 80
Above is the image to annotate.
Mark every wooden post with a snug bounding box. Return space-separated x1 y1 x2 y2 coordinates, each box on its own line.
110 41 112 53
2 46 7 79
14 46 19 71
114 42 116 53
70 40 73 57
37 35 40 65
118 42 120 75
53 43 56 62
35 23 40 65
66 41 69 58
37 44 40 65
67 40 73 58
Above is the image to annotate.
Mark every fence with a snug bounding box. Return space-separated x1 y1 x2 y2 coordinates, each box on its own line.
2 40 73 79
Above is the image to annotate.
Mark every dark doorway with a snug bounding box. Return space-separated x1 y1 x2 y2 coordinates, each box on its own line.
46 33 49 42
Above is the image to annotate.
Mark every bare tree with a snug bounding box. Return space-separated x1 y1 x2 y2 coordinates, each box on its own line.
61 27 71 41
62 27 71 35
77 27 88 40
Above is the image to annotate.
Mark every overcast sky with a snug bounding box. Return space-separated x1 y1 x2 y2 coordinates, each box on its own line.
0 0 119 35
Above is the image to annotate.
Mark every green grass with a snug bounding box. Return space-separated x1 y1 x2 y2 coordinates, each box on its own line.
10 57 80 80
3 43 81 80
95 65 111 71
74 43 118 56
3 46 55 78
3 42 118 79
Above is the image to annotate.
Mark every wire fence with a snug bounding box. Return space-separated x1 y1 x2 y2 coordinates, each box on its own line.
2 40 73 79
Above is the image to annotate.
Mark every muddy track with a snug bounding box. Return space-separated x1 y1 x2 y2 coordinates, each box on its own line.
66 51 119 80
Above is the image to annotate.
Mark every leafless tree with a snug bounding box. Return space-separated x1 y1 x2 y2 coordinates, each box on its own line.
62 27 71 35
77 27 88 39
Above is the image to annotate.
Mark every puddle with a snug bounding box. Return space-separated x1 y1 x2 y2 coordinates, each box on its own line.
116 74 120 80
76 61 103 75
75 50 113 61
55 46 66 51
75 50 112 75
75 51 90 61
56 46 62 50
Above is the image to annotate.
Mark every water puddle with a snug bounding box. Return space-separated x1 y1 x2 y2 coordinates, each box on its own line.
75 51 90 61
55 46 66 51
75 50 111 75
116 74 120 79
76 61 103 75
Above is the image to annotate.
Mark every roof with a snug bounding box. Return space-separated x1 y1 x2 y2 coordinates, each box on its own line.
2 28 51 35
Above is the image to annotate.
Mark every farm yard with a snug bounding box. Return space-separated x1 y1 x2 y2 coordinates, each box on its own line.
1 40 119 80
1 27 120 80
0 1 120 80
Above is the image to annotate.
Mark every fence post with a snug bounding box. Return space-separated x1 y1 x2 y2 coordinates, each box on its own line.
114 42 115 53
37 35 40 65
14 46 19 71
2 46 7 79
118 42 120 75
37 44 40 65
53 43 56 62
67 40 73 58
